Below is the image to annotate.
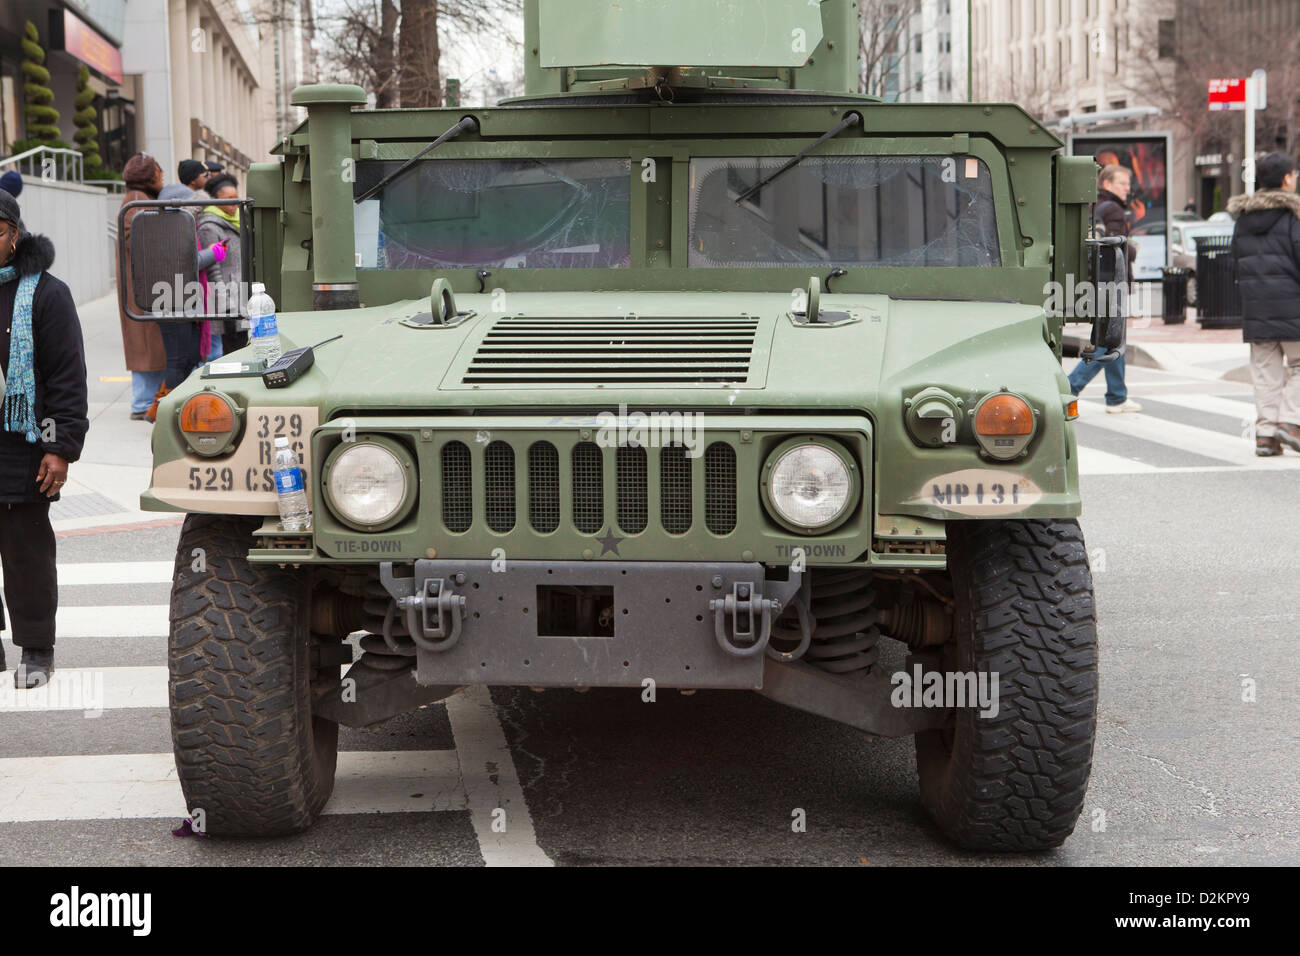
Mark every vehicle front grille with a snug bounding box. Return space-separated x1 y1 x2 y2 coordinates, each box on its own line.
434 435 740 539
460 315 761 385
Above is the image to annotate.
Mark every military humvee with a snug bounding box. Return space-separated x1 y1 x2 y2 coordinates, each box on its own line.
134 0 1112 850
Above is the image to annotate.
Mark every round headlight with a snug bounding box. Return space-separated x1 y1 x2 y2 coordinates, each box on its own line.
325 441 413 530
766 442 854 531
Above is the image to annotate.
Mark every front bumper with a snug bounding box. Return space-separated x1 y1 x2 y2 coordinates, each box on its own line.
379 559 803 690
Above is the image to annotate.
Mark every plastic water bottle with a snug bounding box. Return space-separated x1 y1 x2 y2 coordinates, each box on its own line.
273 436 311 531
248 282 282 365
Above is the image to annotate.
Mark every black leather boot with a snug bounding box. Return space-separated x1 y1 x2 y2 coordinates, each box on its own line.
0 642 6 673
15 648 54 689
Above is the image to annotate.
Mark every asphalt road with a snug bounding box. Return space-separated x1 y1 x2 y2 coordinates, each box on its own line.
2 364 1296 866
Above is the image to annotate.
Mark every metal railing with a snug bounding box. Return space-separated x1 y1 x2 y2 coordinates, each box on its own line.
0 145 85 182
83 179 126 194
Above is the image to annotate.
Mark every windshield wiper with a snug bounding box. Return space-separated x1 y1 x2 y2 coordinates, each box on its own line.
354 115 480 204
733 111 862 205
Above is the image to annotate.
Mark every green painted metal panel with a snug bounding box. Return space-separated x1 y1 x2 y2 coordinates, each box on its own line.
538 0 824 69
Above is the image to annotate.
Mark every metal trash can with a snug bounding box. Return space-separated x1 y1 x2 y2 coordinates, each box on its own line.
1195 235 1242 329
1160 267 1191 324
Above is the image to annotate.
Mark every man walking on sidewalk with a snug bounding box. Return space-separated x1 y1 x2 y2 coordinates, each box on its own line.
1067 164 1141 414
1228 153 1300 457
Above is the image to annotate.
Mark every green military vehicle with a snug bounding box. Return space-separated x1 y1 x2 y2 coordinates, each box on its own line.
131 0 1111 850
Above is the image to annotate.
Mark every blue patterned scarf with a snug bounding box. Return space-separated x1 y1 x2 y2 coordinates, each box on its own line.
0 264 41 443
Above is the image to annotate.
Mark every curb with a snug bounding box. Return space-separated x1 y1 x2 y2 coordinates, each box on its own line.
1062 328 1249 381
1061 329 1166 370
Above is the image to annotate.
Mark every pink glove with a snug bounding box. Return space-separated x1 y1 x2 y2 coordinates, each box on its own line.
211 242 227 263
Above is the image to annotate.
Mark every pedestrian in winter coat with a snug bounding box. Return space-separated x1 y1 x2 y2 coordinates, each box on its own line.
1066 164 1142 414
116 154 167 420
0 188 88 688
1228 152 1300 456
195 173 245 355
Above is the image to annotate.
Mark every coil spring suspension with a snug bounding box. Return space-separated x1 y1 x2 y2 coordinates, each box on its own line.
356 579 417 670
772 569 880 674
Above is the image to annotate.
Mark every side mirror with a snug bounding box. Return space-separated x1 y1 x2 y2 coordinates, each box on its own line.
118 198 253 322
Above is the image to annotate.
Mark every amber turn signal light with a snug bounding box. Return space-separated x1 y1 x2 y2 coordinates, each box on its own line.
975 394 1034 436
1066 400 1079 419
180 393 235 433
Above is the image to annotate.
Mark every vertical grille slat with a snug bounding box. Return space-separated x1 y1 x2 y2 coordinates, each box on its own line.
441 441 472 533
528 441 560 533
484 441 516 533
572 442 604 533
704 442 737 535
616 444 648 534
660 444 692 534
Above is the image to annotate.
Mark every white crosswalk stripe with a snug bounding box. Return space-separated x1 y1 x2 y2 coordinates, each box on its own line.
55 605 170 638
56 562 174 586
0 751 466 822
0 666 167 712
1075 389 1300 475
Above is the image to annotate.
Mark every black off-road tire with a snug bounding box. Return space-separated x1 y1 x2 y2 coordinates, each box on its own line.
916 519 1097 851
169 514 338 835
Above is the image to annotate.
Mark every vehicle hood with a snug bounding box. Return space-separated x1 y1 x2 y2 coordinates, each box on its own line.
263 291 1056 416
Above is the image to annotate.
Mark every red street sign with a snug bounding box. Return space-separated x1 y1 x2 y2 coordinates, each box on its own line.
1208 78 1247 111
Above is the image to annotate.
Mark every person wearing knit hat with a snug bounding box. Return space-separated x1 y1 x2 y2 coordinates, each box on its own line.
0 171 21 198
0 186 89 687
178 159 207 190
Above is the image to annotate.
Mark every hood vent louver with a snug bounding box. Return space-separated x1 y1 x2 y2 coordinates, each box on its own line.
459 315 761 386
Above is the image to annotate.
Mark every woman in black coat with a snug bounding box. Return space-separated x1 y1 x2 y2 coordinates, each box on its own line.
0 188 88 687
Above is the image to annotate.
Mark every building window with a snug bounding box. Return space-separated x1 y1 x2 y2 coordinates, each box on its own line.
914 72 922 92
1157 19 1175 58
1110 99 1127 110
914 34 922 53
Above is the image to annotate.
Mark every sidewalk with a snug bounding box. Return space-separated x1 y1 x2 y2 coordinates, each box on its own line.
52 291 181 536
1063 308 1250 383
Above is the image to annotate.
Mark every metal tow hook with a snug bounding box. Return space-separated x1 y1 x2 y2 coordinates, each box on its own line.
709 582 777 658
399 577 467 653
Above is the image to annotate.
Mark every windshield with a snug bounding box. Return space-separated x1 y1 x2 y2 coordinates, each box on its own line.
688 155 1001 268
353 158 632 269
